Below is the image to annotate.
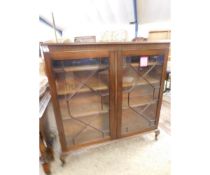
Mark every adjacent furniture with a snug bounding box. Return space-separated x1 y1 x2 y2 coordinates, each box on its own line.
41 41 170 164
148 30 171 92
148 30 171 60
40 89 54 174
39 57 54 174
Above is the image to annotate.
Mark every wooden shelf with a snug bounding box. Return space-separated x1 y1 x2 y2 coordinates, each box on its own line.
57 81 108 96
62 109 109 121
58 93 109 119
121 110 151 135
61 97 156 120
123 76 160 88
63 113 110 146
122 95 158 109
121 99 157 135
129 99 157 108
57 75 159 96
65 129 110 147
53 62 160 73
124 83 160 96
128 62 161 68
53 65 108 73
58 92 157 120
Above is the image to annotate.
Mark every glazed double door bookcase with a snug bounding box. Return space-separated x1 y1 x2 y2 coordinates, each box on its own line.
41 42 169 158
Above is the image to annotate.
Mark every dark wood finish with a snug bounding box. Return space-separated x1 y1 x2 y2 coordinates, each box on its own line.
121 49 168 56
41 42 170 53
41 41 170 159
155 129 160 140
155 50 169 126
40 135 51 174
119 48 169 137
50 50 109 60
43 53 67 151
41 40 170 46
109 52 117 139
116 51 123 138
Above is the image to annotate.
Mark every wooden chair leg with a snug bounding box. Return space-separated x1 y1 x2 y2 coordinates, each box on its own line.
40 133 52 174
42 162 51 175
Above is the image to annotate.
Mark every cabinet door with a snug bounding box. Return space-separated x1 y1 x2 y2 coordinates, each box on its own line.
46 51 115 150
118 50 167 137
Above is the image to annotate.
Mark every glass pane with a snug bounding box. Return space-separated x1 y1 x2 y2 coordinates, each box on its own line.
52 57 110 147
121 55 163 135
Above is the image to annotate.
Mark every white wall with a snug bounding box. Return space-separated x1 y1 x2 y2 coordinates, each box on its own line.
39 21 62 42
137 0 171 38
138 0 171 24
40 0 135 42
39 0 171 41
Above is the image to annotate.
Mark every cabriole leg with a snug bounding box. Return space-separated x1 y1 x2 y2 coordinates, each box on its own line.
155 129 160 141
60 154 66 166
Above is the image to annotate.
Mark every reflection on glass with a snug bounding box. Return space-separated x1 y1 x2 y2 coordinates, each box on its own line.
121 55 163 135
53 57 110 146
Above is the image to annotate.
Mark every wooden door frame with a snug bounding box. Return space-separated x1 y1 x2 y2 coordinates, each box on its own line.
116 49 169 138
43 52 67 152
43 49 117 152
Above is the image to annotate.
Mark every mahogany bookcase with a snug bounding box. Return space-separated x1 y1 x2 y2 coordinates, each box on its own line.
41 41 170 164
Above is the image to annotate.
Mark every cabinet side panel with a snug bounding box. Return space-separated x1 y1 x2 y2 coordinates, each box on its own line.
155 49 169 127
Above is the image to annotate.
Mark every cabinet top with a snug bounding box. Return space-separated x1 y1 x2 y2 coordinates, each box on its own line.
41 40 170 46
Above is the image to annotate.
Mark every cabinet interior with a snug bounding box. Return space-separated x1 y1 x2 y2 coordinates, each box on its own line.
42 42 169 151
